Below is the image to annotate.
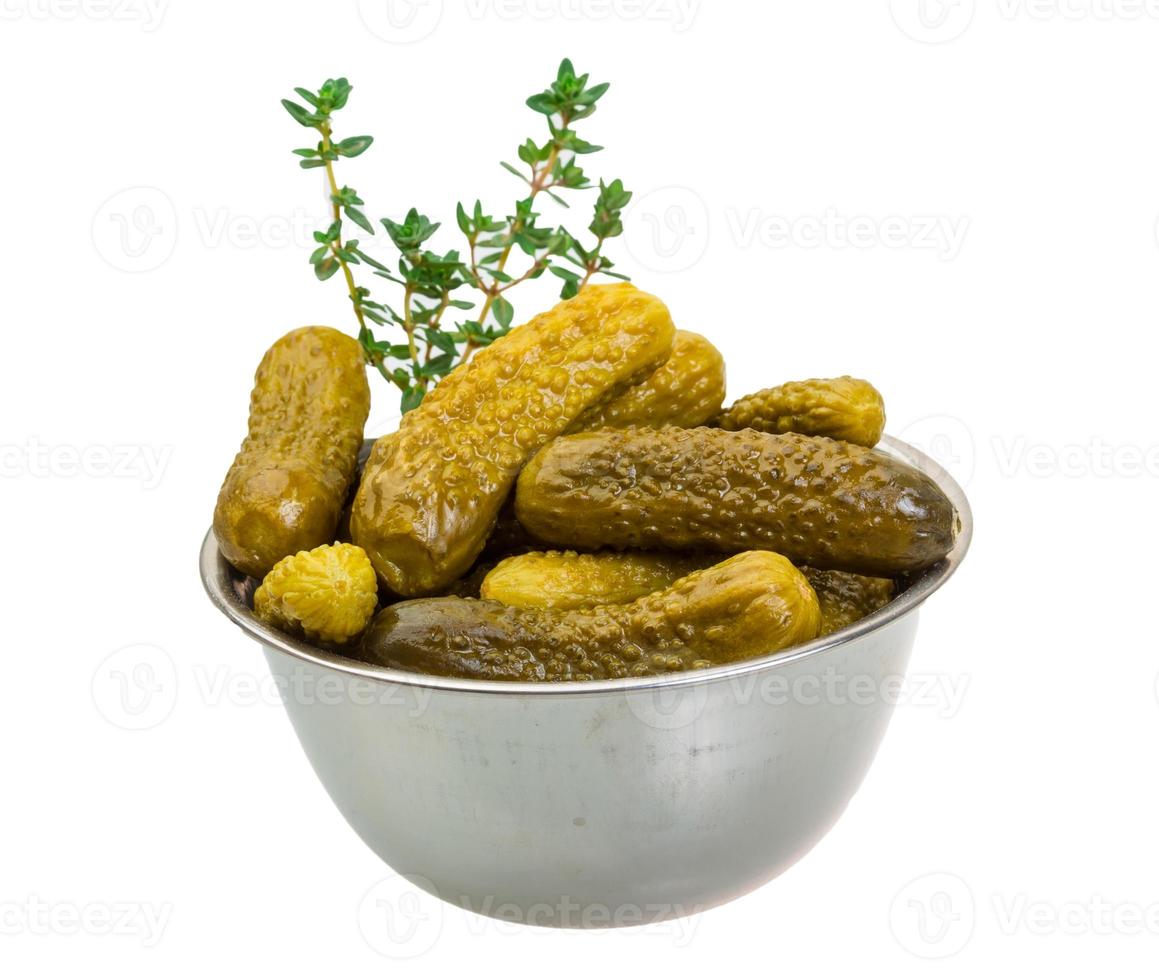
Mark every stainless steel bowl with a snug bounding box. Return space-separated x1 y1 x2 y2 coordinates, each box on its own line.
200 435 971 927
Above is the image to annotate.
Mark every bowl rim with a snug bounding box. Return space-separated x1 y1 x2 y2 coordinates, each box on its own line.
200 434 972 696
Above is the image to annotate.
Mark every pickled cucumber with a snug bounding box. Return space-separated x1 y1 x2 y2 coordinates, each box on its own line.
802 567 895 636
214 327 370 578
571 330 725 431
482 549 894 633
481 550 715 609
361 551 821 681
254 542 378 645
350 284 676 596
515 427 955 576
717 376 885 447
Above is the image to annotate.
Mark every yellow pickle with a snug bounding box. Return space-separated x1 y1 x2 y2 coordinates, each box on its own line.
717 376 885 447
360 551 821 681
482 549 895 634
481 550 715 610
254 542 379 645
350 283 676 596
214 327 371 578
570 330 726 431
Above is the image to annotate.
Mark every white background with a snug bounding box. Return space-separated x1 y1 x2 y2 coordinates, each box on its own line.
2 0 1157 974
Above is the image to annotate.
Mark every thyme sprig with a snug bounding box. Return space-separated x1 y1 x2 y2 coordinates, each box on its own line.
282 59 632 412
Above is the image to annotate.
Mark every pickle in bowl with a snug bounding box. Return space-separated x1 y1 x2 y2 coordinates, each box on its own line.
214 327 371 579
481 550 717 610
254 542 379 645
515 426 956 577
803 566 895 636
570 330 726 431
482 549 895 636
361 551 821 682
350 283 676 597
717 376 885 447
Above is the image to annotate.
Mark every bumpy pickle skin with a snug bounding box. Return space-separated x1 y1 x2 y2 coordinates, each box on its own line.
515 427 955 577
570 331 725 431
801 566 895 636
350 284 676 596
361 551 821 682
717 376 885 447
214 327 371 578
254 542 379 645
481 550 716 610
482 550 895 634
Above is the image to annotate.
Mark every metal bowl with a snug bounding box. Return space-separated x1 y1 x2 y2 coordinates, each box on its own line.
200 434 971 927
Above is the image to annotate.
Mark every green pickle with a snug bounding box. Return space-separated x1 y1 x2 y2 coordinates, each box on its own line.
717 376 885 447
350 283 675 596
361 551 821 681
570 330 725 431
515 426 955 576
214 327 370 578
802 566 895 636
